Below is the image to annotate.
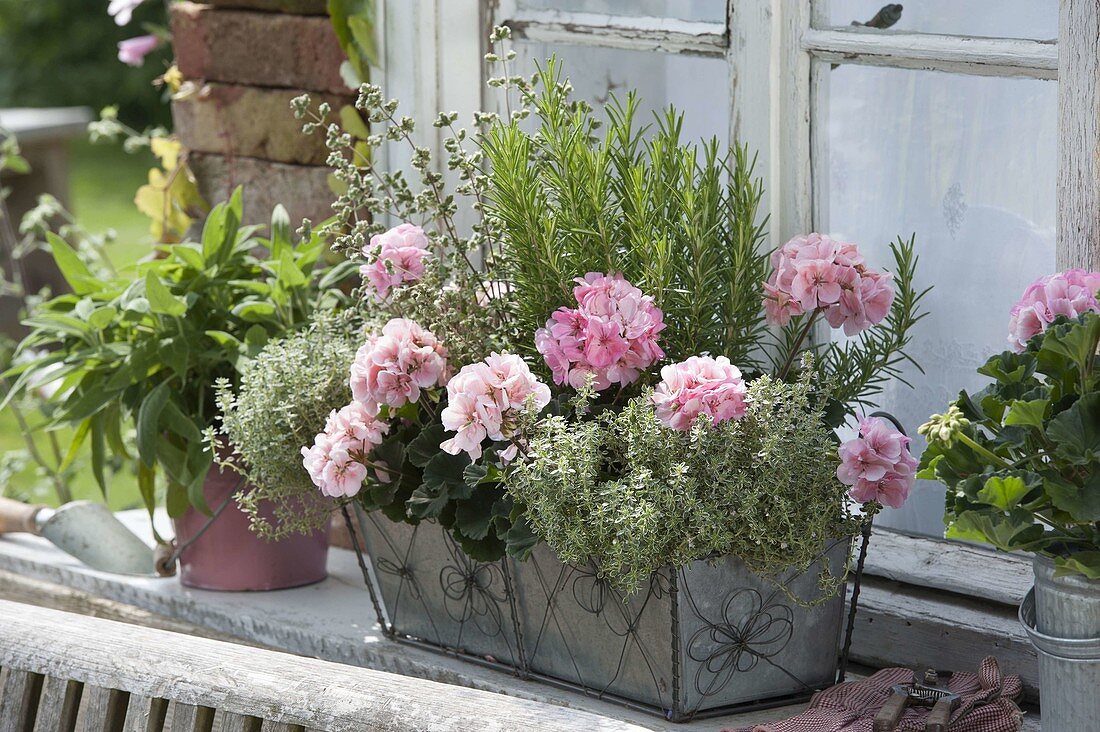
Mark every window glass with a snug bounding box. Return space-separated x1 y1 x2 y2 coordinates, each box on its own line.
515 0 725 23
512 42 730 144
820 1 1057 41
819 65 1056 535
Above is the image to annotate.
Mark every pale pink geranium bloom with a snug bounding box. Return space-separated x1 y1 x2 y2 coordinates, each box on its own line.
536 272 664 391
651 355 748 432
349 318 448 412
440 353 550 460
109 0 145 25
791 260 843 310
117 35 159 67
1007 269 1100 351
836 416 918 509
762 233 894 337
301 402 389 498
360 223 431 300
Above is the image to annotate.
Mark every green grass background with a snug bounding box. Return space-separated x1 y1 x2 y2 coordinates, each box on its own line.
1 139 152 509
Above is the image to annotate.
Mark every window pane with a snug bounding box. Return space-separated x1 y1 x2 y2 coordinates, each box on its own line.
513 42 730 144
818 65 1056 536
820 0 1057 41
515 0 725 23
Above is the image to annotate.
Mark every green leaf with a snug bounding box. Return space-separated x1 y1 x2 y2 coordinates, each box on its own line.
144 272 187 317
86 306 119 331
204 330 242 348
453 490 497 541
945 509 1033 552
172 244 206 271
504 515 540 560
1045 473 1100 521
1039 312 1100 377
407 423 446 468
1055 552 1100 580
232 302 277 322
89 412 107 497
136 383 170 468
186 444 214 517
977 474 1034 511
1004 399 1049 430
138 462 158 519
58 418 92 473
276 248 307 287
408 451 471 519
160 399 202 442
339 105 371 139
1047 393 1100 465
46 233 98 294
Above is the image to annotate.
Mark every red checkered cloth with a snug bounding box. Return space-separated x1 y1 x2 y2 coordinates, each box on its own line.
728 657 1024 732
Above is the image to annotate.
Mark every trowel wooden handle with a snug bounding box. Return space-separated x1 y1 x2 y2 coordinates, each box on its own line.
0 498 45 535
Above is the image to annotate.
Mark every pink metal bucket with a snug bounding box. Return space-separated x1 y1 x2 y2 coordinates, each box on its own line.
172 461 330 591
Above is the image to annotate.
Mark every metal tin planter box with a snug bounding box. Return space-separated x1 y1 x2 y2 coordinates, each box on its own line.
353 510 848 721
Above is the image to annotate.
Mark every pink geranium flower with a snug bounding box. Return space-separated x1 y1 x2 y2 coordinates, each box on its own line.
763 233 895 337
535 272 664 391
651 355 748 432
836 416 918 509
349 318 448 413
360 223 431 300
301 401 389 498
1007 269 1100 351
440 353 550 460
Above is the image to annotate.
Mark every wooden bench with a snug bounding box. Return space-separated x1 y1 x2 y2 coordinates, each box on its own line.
0 599 647 732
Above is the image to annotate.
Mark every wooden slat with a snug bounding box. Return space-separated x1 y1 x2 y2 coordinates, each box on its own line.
258 722 302 732
169 703 214 732
32 676 82 732
1057 0 1100 270
79 687 128 732
0 668 44 732
219 713 261 732
849 578 1039 698
859 529 1031 606
802 28 1058 79
503 9 728 57
122 696 167 732
0 600 649 731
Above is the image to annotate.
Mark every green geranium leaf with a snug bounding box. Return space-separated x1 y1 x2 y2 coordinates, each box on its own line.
454 490 498 541
504 516 540 560
1004 399 1049 430
977 473 1036 511
1055 552 1100 580
1040 312 1100 378
946 509 1033 552
407 423 446 468
1045 472 1100 521
1047 393 1100 465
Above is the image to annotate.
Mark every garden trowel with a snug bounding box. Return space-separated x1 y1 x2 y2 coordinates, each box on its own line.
0 497 156 575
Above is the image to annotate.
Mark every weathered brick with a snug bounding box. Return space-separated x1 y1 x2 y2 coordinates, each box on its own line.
171 2 349 94
187 152 335 227
173 83 349 165
205 0 328 14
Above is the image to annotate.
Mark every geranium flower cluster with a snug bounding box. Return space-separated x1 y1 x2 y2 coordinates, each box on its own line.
349 318 448 413
651 356 748 431
535 272 665 391
763 233 895 336
440 353 551 460
360 223 431 301
301 401 389 498
1007 269 1100 352
836 416 918 509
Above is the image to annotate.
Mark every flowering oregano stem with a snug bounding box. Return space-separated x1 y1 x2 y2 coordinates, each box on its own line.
777 311 820 381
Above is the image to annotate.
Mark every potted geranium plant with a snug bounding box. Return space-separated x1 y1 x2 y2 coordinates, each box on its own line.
919 269 1100 731
3 190 348 590
286 29 926 718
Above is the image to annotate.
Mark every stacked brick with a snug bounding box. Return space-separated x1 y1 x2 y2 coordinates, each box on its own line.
170 0 350 226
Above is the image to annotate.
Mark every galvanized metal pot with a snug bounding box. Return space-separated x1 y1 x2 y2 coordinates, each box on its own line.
1019 555 1100 732
355 510 847 721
